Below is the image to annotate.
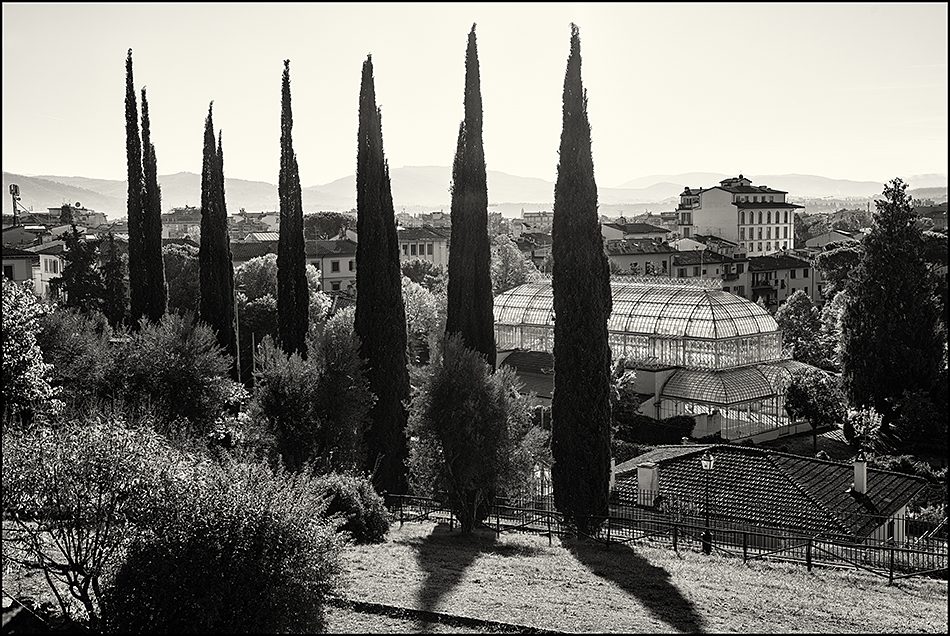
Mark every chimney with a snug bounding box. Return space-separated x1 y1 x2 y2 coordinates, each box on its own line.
637 462 659 506
853 456 868 494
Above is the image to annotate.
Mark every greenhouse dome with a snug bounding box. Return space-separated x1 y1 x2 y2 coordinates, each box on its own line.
494 279 816 442
493 280 783 370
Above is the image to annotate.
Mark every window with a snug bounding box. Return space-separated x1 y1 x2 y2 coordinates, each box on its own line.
782 241 788 250
331 281 341 291
677 268 687 278
766 227 772 240
52 260 58 274
757 243 762 252
723 286 730 293
802 268 809 277
769 195 774 202
767 242 771 251
784 211 788 224
767 211 772 224
740 242 746 250
740 228 745 241
737 263 745 274
427 243 433 255
410 244 417 256
740 211 745 225
348 260 354 271
791 269 797 279
3 265 13 279
683 227 691 237
692 266 700 276
783 227 788 239
702 268 708 275
753 196 758 203
402 244 408 255
331 260 340 272
758 211 763 224
736 285 745 297
758 228 763 240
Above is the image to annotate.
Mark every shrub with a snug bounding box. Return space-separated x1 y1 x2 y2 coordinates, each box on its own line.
2 417 179 631
314 472 389 544
2 278 59 422
113 312 235 437
100 458 343 634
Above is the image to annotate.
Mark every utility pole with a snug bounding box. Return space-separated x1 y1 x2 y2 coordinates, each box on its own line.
9 184 21 226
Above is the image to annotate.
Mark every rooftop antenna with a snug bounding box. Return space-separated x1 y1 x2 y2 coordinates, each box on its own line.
9 184 21 226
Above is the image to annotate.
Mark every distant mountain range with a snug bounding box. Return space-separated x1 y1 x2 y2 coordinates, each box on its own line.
3 168 946 221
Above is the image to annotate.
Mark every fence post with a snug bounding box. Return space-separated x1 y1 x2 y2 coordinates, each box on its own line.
672 523 678 553
743 532 748 563
888 546 895 585
606 515 612 547
547 511 552 547
806 538 812 572
399 496 404 528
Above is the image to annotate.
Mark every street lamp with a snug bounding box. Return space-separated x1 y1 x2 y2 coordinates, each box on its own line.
700 450 715 555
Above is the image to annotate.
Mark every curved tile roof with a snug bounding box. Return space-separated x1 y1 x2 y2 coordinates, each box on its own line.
494 280 778 340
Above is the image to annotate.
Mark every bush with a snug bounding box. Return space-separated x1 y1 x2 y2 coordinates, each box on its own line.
614 412 696 445
113 312 235 437
2 417 180 631
314 472 389 544
2 278 59 422
101 458 343 634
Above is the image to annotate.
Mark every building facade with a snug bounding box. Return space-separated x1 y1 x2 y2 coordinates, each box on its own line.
676 175 803 255
397 227 450 270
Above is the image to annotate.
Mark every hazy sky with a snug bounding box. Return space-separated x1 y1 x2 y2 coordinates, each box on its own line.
2 2 947 188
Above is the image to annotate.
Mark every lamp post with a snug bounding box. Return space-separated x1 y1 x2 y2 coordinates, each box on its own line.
701 450 715 555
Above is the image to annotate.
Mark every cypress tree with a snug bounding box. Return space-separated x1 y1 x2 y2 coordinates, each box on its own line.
277 59 308 358
124 49 147 326
446 23 496 369
198 102 237 378
550 24 613 535
840 177 944 432
354 55 411 496
140 87 168 322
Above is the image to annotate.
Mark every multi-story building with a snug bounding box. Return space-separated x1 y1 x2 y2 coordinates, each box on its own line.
2 246 38 285
606 238 675 276
306 239 358 293
397 226 450 270
161 206 202 240
602 222 671 244
522 210 554 234
676 174 803 255
748 253 815 311
26 241 66 298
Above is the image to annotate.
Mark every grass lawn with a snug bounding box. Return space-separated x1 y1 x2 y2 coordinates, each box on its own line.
327 520 949 634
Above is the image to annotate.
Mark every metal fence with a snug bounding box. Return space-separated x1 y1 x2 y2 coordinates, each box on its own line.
386 492 947 584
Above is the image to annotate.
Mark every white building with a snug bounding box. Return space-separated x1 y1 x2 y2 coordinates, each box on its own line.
676 175 803 256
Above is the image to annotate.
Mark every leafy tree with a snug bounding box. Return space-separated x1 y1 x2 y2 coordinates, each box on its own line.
403 276 441 365
59 203 74 226
446 24 495 369
163 242 200 315
354 54 411 496
304 211 356 240
277 60 309 358
813 240 863 299
124 48 147 328
36 307 115 412
402 257 446 294
784 366 847 454
2 279 59 422
138 86 168 322
56 225 104 313
550 24 613 536
490 233 541 295
840 178 945 434
100 232 128 328
407 334 543 533
198 102 237 378
775 290 835 370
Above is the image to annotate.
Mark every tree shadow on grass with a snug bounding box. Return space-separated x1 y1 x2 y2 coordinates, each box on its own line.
564 537 706 634
393 522 544 632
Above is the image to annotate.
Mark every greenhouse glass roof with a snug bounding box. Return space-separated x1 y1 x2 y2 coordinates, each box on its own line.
494 280 779 340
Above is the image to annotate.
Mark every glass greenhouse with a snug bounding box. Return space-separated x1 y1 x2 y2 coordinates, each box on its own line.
494 279 813 441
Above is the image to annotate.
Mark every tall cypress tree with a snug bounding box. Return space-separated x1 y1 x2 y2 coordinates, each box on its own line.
277 59 308 358
198 102 237 378
446 23 496 369
124 49 147 326
140 87 168 322
840 178 944 432
550 24 613 535
354 55 411 496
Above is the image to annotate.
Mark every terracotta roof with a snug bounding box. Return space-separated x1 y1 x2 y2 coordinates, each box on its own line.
604 222 670 235
306 239 358 258
606 239 675 256
2 246 39 260
230 241 278 262
398 227 450 241
613 444 928 538
747 254 811 271
670 250 734 266
734 201 804 209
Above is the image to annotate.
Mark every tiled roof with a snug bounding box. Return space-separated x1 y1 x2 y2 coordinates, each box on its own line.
305 239 358 258
246 232 280 242
734 201 804 209
747 254 811 271
398 227 450 241
604 222 670 234
692 234 738 247
670 250 734 266
2 246 39 260
606 239 675 256
613 444 928 538
230 241 278 262
26 241 66 255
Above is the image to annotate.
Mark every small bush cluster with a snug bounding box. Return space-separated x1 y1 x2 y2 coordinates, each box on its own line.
313 472 390 544
101 458 344 634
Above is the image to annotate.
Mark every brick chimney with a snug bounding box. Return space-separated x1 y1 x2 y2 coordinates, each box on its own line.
853 456 868 494
637 462 659 506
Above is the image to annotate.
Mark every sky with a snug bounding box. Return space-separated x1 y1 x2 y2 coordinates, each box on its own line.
2 2 947 189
